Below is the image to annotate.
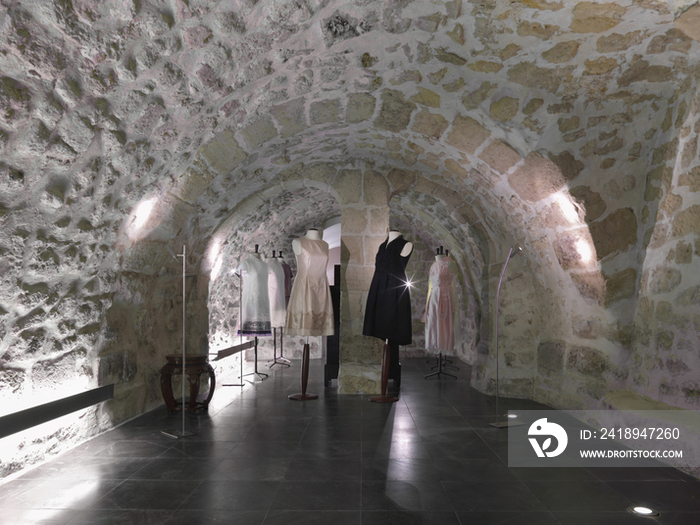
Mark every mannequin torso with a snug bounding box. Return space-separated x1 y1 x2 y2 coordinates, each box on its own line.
293 228 322 255
388 230 413 257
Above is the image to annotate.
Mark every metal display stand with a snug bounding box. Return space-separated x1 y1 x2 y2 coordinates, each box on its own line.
268 327 290 368
289 337 318 401
425 352 457 380
490 245 525 429
242 336 268 382
162 245 197 439
369 340 399 403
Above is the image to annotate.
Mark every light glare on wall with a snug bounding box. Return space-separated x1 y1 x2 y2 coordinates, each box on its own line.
575 238 593 263
211 256 223 281
554 193 580 224
132 199 155 229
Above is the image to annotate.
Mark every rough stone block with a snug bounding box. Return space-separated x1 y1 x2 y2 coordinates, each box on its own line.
270 97 308 138
310 99 340 126
537 341 565 373
508 152 566 203
374 90 416 132
240 116 278 148
675 285 700 307
335 170 362 205
347 93 376 123
589 207 638 259
648 266 682 295
672 204 700 237
567 345 608 377
675 5 700 42
198 131 248 176
341 236 363 266
387 168 416 194
490 97 519 122
341 207 368 235
604 267 637 305
553 229 596 269
569 185 606 222
570 271 606 306
411 110 449 139
446 114 491 154
478 140 522 174
571 2 626 33
363 171 390 206
369 207 390 234
543 41 580 63
410 87 440 108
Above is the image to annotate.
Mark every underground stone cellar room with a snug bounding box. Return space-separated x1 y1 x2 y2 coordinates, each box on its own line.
1 0 700 523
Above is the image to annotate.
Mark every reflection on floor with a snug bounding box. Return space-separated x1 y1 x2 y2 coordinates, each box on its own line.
1 358 699 524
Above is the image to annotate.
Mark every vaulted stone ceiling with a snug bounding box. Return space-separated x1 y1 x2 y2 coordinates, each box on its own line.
2 0 700 477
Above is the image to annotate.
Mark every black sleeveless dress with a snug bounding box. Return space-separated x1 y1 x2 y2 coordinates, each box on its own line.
363 235 413 345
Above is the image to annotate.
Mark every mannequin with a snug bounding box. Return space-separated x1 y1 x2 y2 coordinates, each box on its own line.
278 250 293 307
363 229 414 344
364 228 414 401
292 228 321 255
266 250 286 329
388 229 413 258
423 247 461 354
285 228 334 337
286 228 334 400
236 245 271 336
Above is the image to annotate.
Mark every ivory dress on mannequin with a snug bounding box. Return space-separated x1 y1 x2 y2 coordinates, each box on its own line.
423 255 461 352
266 257 287 328
285 231 334 336
237 254 272 336
363 233 413 345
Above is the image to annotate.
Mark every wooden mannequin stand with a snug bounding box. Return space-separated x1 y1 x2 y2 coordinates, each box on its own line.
369 340 399 403
288 341 318 401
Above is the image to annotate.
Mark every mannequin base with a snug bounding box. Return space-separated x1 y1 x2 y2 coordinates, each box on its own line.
369 395 399 403
288 393 319 401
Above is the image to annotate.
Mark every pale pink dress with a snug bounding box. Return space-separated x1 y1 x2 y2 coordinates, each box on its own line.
425 257 456 352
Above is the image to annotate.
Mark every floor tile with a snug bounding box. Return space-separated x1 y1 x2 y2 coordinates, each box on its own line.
271 481 361 510
90 479 199 510
523 480 633 512
263 510 361 525
66 509 173 525
456 511 561 524
179 480 279 511
362 481 452 511
442 480 546 511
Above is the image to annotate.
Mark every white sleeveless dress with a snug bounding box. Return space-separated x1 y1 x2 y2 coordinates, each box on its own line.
237 255 272 336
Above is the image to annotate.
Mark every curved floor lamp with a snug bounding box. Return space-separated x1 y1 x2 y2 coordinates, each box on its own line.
489 245 524 429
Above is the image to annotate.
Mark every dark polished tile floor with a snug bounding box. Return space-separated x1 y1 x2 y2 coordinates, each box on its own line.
1 358 699 524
